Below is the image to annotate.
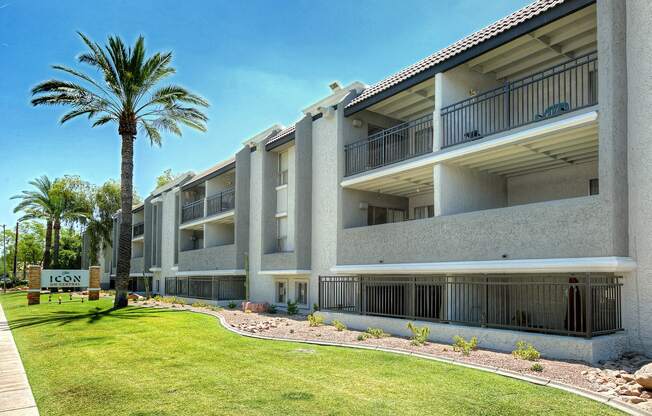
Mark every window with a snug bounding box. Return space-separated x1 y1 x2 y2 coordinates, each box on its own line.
278 151 288 186
589 178 599 196
367 206 406 226
295 281 308 305
276 281 287 303
413 205 435 220
277 217 288 251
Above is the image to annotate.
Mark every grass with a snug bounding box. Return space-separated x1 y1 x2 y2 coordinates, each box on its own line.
0 292 622 416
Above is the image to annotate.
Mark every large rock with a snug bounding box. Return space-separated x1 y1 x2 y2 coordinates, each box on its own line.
635 363 652 390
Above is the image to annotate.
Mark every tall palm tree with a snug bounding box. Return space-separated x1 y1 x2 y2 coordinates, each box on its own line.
12 175 56 268
31 33 209 308
49 182 89 268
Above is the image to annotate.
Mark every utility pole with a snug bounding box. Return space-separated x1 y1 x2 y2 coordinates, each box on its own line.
2 224 6 294
13 222 19 280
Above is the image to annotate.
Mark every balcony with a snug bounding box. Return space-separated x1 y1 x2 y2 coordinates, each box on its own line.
319 274 622 338
440 52 598 148
207 188 235 216
132 222 144 238
178 244 237 272
182 199 204 223
344 114 433 177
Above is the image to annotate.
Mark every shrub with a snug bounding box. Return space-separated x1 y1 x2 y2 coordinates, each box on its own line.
332 320 347 331
206 305 223 312
407 322 430 346
530 363 544 372
357 333 370 341
365 327 390 339
192 301 209 308
312 303 320 313
227 301 237 309
307 313 324 327
287 301 299 315
512 341 541 361
267 304 277 314
452 336 478 356
173 297 186 306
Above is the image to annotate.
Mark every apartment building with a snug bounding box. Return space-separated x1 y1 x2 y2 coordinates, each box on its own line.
91 0 652 363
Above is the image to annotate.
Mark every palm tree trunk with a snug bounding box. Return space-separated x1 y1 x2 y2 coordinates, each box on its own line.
52 218 61 268
114 134 134 308
43 219 53 268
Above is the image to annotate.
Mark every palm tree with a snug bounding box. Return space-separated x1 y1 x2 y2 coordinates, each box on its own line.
49 182 89 268
31 33 209 308
12 175 56 269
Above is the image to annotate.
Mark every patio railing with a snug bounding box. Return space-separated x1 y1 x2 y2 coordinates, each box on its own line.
165 276 246 301
344 114 433 177
207 188 235 216
181 199 204 223
319 273 622 338
440 51 598 148
132 222 144 238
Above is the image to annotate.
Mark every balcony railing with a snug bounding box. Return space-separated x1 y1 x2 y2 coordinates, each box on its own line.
344 114 433 177
181 199 204 223
207 188 235 216
319 273 622 338
441 52 598 148
132 222 144 238
165 276 246 301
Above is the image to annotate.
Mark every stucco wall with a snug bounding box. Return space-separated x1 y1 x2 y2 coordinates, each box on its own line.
435 163 507 216
235 147 251 269
178 244 236 272
339 196 613 265
294 115 313 270
507 161 598 206
342 188 409 229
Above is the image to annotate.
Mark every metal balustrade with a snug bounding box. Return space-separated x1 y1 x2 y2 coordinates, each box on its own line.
181 199 205 223
440 52 598 148
132 222 144 238
344 114 433 177
165 276 246 301
319 273 622 338
207 188 235 216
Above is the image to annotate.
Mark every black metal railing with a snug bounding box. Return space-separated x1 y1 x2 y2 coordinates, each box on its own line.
207 188 235 216
319 273 622 338
344 114 433 177
440 52 598 148
164 276 246 301
132 222 144 238
181 199 204 223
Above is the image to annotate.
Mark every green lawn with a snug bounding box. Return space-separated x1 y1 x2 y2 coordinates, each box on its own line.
1 292 621 416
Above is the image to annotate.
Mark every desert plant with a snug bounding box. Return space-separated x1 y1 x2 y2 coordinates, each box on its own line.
452 336 478 356
307 313 324 327
312 303 319 312
357 333 370 341
365 327 390 339
512 341 541 361
530 363 544 372
287 300 299 315
267 304 277 314
332 320 347 331
407 322 430 346
192 301 209 308
227 301 237 309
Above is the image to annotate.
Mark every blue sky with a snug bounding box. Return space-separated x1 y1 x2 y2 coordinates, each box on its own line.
0 0 528 226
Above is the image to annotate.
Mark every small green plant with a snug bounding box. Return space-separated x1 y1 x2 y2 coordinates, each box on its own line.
206 305 223 312
365 327 390 339
512 341 540 361
452 336 478 356
332 320 347 331
227 301 237 309
153 295 162 302
287 301 299 315
172 297 186 306
312 303 319 313
267 304 277 314
407 322 430 346
530 363 544 372
307 313 324 327
357 333 370 341
192 301 209 308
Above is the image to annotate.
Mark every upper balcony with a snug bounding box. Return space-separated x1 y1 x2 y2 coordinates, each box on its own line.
180 187 235 227
441 52 597 149
132 221 145 239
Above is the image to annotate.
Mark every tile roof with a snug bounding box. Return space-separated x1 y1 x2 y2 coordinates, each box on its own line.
346 0 567 110
184 157 236 188
266 125 296 146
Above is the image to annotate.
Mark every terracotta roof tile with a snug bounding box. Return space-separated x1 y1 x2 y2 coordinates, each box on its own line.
346 0 566 109
266 125 296 146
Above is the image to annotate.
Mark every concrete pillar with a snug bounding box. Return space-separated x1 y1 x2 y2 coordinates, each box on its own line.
627 0 652 352
27 265 41 305
235 147 251 269
89 266 101 301
294 114 313 270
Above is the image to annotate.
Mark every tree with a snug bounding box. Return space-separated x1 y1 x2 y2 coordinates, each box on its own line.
31 33 209 308
50 177 91 268
85 180 120 266
156 168 175 188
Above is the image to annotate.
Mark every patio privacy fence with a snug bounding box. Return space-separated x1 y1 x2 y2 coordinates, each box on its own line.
318 273 622 338
165 276 245 301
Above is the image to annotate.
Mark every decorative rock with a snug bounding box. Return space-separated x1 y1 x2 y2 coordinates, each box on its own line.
635 363 652 390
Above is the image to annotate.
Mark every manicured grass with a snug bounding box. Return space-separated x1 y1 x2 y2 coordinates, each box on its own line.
1 292 622 416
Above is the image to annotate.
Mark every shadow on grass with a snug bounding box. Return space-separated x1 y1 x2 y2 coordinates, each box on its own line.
8 306 179 330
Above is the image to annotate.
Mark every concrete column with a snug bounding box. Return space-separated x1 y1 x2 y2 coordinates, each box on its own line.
27 265 41 305
89 266 100 301
235 147 251 269
627 0 652 352
294 114 313 270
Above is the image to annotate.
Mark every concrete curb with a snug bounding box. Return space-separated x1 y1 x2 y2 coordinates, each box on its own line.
157 304 647 416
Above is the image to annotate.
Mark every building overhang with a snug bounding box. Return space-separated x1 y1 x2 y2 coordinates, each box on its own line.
179 209 235 230
259 270 312 276
330 257 636 275
174 269 246 277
